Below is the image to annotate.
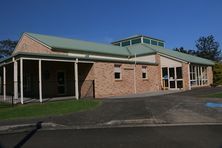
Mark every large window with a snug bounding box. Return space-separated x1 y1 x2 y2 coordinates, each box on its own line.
132 38 141 45
114 64 121 80
158 42 164 47
122 41 130 46
142 66 147 79
190 65 208 87
143 38 151 44
151 40 158 46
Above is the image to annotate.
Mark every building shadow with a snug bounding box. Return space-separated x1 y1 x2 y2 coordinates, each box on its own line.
14 121 42 148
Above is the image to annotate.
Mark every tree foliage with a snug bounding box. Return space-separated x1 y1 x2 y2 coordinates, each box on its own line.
173 47 196 55
195 35 221 61
213 62 222 85
0 39 18 58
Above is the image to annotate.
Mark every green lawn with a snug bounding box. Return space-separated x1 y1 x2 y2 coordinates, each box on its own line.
0 100 101 120
206 92 222 98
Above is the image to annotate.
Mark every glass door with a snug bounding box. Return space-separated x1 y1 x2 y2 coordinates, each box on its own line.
169 67 176 89
57 71 66 95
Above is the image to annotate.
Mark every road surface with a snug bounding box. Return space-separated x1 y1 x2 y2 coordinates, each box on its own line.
0 125 222 148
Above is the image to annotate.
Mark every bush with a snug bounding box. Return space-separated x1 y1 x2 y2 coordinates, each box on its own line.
213 62 222 85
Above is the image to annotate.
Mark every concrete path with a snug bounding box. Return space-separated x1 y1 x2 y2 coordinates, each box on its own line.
107 90 182 99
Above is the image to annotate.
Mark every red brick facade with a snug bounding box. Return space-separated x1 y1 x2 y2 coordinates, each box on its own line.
93 62 160 98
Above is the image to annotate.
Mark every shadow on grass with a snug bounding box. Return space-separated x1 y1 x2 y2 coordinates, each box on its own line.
14 121 42 148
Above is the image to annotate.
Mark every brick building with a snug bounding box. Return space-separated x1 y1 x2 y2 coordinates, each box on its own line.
0 33 214 104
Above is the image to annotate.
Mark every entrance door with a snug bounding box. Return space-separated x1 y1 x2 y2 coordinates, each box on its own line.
57 71 66 95
162 67 183 90
169 67 176 89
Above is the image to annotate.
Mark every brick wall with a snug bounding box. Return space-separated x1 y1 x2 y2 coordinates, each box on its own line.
93 62 160 98
14 35 65 55
207 66 213 85
182 63 190 90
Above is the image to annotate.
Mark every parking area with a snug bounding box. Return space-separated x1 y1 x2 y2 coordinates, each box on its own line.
0 87 222 127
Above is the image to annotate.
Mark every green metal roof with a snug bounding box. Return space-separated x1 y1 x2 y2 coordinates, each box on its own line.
142 44 215 65
26 32 130 58
24 32 214 66
126 44 156 57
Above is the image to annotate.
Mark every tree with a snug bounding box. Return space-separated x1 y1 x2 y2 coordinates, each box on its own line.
195 35 221 61
173 46 196 55
0 39 18 58
213 62 222 85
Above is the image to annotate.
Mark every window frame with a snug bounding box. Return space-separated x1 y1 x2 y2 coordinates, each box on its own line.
142 66 148 79
114 64 122 80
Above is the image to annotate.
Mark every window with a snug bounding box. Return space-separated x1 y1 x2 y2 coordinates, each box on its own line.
190 65 208 87
142 66 147 79
190 65 197 86
122 41 130 46
132 38 141 45
114 64 121 80
113 43 120 46
176 67 183 79
143 38 151 44
151 40 158 45
158 42 164 47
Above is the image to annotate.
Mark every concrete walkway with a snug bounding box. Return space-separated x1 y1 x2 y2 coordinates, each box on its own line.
107 90 182 99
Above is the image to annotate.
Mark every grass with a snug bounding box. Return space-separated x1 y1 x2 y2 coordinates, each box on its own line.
206 92 222 98
0 100 101 120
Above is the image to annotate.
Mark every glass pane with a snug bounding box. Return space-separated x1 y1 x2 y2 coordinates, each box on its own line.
177 81 183 88
162 67 168 79
142 73 146 79
163 80 168 87
115 73 121 79
176 67 182 79
151 40 157 45
170 81 175 88
122 41 130 46
57 72 65 85
132 38 141 45
158 42 164 47
169 68 175 79
143 38 150 44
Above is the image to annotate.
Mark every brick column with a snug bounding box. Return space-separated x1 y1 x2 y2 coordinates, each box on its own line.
207 66 213 85
182 63 190 90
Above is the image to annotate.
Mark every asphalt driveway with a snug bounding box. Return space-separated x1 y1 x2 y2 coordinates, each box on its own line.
0 87 222 127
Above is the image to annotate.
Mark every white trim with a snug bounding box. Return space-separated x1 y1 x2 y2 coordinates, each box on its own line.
188 63 191 90
39 60 42 103
134 54 137 94
3 66 6 101
14 60 18 99
75 59 79 100
20 58 24 104
20 57 94 64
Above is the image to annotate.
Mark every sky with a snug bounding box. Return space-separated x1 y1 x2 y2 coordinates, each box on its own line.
0 0 222 50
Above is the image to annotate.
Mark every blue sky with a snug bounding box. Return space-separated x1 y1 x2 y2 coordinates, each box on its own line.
0 0 221 50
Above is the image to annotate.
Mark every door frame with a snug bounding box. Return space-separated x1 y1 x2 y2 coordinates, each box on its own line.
161 67 183 90
57 70 66 95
